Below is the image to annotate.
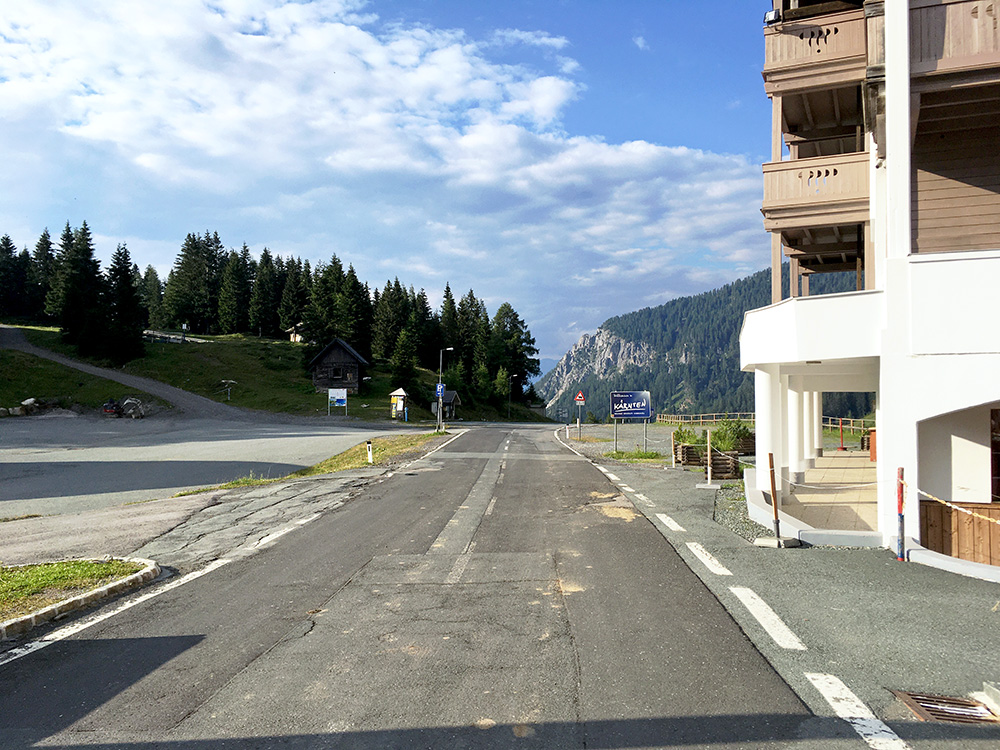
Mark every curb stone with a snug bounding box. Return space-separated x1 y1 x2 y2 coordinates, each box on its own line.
0 557 160 640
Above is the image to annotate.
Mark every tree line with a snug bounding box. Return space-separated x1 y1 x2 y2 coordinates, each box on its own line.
0 224 540 403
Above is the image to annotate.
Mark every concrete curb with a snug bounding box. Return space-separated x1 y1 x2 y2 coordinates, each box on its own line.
0 557 160 640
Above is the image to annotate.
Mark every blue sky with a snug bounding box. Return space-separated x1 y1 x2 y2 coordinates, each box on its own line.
0 0 771 363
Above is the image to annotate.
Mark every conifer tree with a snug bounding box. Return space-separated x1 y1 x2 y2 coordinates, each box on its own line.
439 283 458 347
248 248 278 337
218 249 251 334
0 234 16 317
29 229 56 320
105 244 145 363
45 221 105 354
140 266 165 329
163 233 214 333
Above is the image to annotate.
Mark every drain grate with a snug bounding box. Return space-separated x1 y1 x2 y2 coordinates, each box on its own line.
890 690 1000 724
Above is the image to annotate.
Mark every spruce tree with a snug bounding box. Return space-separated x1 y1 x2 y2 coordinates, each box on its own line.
248 248 278 337
0 234 16 317
105 244 145 363
163 233 214 333
218 249 251 334
439 283 458 347
45 221 105 354
29 229 55 320
140 266 165 328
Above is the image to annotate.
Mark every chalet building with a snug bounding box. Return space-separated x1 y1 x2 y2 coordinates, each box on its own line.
309 339 368 393
740 0 1000 574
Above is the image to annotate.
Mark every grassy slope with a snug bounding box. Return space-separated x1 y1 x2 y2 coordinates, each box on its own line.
0 350 161 411
15 327 551 421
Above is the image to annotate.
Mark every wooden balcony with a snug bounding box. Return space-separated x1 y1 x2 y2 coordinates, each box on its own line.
763 8 868 95
762 152 869 231
911 0 1000 81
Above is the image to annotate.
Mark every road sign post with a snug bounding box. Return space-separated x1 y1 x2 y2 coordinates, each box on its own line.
574 390 585 440
609 391 652 453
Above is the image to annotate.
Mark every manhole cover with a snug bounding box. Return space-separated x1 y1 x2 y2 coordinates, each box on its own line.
890 690 1000 724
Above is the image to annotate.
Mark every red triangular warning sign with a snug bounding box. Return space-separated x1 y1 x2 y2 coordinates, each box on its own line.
574 390 585 402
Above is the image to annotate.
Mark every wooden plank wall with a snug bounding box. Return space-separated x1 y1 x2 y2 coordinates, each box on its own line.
920 500 1000 565
912 126 1000 253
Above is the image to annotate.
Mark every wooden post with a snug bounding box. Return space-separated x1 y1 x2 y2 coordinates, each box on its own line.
769 452 781 545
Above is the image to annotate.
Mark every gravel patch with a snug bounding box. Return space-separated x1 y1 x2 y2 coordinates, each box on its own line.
713 482 773 542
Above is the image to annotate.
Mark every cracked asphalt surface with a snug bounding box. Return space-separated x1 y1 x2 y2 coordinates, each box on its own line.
0 425 865 749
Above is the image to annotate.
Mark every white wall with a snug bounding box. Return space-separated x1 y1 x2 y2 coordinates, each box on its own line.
918 405 995 505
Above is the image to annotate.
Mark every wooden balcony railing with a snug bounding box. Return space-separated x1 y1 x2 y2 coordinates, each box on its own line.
762 152 869 230
911 0 1000 78
763 8 868 94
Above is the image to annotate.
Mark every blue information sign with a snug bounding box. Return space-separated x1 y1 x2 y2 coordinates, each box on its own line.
609 391 652 420
436 383 446 398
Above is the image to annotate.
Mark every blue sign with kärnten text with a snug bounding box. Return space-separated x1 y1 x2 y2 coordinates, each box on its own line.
609 391 652 420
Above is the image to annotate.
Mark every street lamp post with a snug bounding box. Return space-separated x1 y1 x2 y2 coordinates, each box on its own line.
438 347 453 432
507 373 518 420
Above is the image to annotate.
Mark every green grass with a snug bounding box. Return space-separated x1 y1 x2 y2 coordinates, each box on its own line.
16 325 552 421
603 449 664 462
0 559 144 620
176 432 442 495
0 349 163 411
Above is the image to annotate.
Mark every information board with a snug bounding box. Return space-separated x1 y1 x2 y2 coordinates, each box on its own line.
609 391 652 420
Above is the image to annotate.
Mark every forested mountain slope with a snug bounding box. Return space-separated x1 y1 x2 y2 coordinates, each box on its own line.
538 267 867 420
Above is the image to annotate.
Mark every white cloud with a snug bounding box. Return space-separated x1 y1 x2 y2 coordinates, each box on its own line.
0 0 768 360
633 35 650 52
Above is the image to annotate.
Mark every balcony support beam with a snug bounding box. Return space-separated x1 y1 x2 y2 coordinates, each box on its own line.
771 233 783 303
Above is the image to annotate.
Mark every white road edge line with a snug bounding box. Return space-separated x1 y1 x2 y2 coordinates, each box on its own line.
484 496 498 516
604 472 621 482
620 485 635 493
656 513 686 532
422 429 468 458
729 587 807 651
805 672 913 750
685 542 733 576
0 559 232 670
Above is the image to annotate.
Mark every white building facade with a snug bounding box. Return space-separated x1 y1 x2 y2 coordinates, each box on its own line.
741 0 1000 562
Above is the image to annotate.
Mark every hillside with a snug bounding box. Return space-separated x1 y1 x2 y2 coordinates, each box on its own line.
538 267 870 420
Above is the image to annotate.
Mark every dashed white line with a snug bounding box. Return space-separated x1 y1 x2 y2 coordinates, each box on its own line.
620 485 635 493
485 496 498 516
805 673 913 750
0 559 232 669
656 513 686 532
729 587 806 651
604 472 620 482
634 493 649 501
685 542 733 576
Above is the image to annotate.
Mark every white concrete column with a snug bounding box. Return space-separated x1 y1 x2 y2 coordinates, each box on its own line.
885 0 912 261
788 375 806 486
803 389 816 467
754 365 783 500
814 392 824 457
780 374 790 497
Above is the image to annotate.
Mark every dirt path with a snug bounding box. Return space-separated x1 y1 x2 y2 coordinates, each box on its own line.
1 325 259 421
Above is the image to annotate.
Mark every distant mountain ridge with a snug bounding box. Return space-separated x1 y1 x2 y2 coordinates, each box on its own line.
537 267 861 420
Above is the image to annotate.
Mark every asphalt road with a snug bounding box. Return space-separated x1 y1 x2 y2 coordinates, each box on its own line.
0 425 867 749
0 324 405 517
0 412 401 516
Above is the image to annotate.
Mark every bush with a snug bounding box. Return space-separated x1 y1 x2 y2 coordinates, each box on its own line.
672 426 703 445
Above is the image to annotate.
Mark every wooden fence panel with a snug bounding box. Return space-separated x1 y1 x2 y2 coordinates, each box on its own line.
920 500 1000 565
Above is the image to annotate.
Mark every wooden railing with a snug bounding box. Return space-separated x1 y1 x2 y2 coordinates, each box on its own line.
921 500 1000 566
763 8 867 93
762 152 869 230
657 413 755 425
821 416 874 435
910 0 1000 78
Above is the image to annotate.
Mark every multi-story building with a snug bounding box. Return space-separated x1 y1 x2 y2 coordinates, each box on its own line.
740 0 1000 572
